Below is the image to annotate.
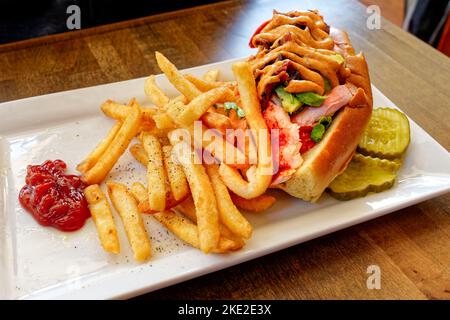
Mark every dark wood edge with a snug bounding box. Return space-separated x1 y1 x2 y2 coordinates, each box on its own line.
0 0 237 53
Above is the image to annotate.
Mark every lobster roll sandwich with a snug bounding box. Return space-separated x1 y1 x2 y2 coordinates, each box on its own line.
248 10 373 202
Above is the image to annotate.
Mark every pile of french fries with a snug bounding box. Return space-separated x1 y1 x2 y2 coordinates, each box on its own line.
79 52 277 261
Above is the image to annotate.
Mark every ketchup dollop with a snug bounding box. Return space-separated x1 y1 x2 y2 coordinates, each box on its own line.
18 160 90 232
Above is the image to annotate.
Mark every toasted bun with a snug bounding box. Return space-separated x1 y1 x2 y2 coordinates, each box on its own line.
278 101 372 201
278 28 373 201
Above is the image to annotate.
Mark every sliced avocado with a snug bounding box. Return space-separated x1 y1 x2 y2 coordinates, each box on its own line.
296 92 327 107
275 86 303 114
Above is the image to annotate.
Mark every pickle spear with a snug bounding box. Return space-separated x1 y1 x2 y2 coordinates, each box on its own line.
327 153 400 201
358 107 410 159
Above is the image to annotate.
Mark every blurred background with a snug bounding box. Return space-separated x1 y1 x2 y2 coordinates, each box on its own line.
1 0 449 56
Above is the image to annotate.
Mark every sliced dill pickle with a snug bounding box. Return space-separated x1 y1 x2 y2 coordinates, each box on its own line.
358 107 410 160
327 153 400 201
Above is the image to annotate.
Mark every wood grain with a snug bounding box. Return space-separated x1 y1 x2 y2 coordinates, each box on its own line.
1 0 449 300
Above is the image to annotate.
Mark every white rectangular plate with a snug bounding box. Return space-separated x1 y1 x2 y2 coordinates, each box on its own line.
1 58 450 300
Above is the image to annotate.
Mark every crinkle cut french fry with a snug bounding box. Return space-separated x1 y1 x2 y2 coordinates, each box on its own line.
77 122 121 174
83 99 142 185
107 182 151 262
84 184 120 254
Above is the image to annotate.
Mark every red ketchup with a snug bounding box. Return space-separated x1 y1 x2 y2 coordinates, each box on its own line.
18 160 90 232
299 126 316 154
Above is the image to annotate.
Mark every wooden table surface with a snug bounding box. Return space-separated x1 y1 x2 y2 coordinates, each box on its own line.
1 0 450 299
